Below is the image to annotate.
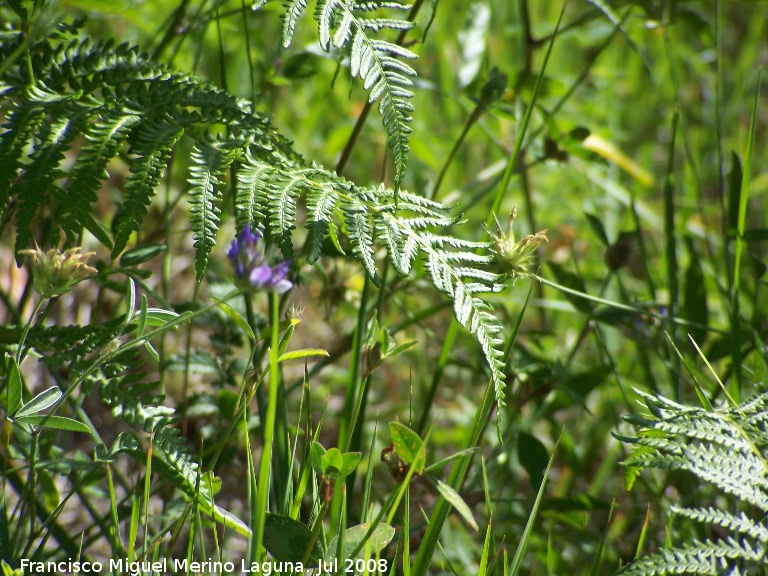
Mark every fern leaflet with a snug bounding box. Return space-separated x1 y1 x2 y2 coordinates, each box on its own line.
280 0 416 192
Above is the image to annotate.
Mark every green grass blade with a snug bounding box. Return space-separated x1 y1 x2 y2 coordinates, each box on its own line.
730 65 762 400
507 431 561 576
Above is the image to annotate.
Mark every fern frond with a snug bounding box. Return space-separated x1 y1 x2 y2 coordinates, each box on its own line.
0 102 47 215
281 0 416 192
304 176 341 264
343 197 379 284
234 157 508 403
619 390 768 574
188 136 243 281
617 538 766 575
235 159 275 232
98 348 212 510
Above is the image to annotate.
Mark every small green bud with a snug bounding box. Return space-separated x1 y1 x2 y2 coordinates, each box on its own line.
19 244 98 298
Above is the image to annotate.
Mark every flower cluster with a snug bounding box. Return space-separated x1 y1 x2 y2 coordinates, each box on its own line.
19 244 98 298
488 207 548 281
227 225 292 294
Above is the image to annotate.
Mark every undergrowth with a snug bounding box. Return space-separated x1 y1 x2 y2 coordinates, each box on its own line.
1 1 767 575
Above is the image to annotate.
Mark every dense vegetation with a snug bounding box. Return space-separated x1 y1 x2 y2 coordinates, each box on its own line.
1 1 767 574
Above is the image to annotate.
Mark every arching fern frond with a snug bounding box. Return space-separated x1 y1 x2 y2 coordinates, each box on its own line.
233 159 508 409
0 33 296 270
280 0 416 192
616 389 768 574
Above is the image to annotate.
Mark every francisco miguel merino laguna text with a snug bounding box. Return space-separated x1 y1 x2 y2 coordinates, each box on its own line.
19 556 389 574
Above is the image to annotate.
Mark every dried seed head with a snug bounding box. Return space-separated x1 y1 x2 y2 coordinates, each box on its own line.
19 243 98 298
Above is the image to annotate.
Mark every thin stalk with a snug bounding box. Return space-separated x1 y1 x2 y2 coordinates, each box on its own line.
486 3 565 230
662 111 680 400
251 291 281 563
729 65 761 400
15 296 43 366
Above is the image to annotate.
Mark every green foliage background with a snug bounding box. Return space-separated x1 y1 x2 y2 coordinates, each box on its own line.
1 1 767 574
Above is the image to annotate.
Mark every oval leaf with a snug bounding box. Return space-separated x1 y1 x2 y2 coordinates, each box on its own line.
263 513 322 563
389 421 424 472
15 415 90 433
278 348 330 363
15 387 61 418
432 477 478 531
4 354 22 414
324 523 395 565
120 243 166 266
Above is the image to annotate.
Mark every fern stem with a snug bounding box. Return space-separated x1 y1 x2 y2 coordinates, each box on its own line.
150 0 192 60
335 0 426 178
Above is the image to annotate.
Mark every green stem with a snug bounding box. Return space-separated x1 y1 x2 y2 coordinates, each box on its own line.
252 291 281 562
430 106 483 201
16 296 44 366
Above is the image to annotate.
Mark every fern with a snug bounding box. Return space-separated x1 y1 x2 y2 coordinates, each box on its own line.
279 0 417 192
0 35 295 259
234 161 509 409
1 22 512 501
616 389 768 574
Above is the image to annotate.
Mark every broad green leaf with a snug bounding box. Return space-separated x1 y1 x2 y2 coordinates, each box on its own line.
311 442 326 475
517 431 549 489
4 354 22 414
14 386 61 418
324 523 395 564
340 452 362 477
203 471 222 496
383 339 417 359
211 503 251 538
37 469 60 510
323 447 344 477
262 513 322 563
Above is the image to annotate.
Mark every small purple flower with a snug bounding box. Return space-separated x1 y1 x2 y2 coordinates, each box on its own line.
228 224 293 294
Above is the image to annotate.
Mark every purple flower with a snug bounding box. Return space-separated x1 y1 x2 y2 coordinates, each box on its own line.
228 225 293 294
